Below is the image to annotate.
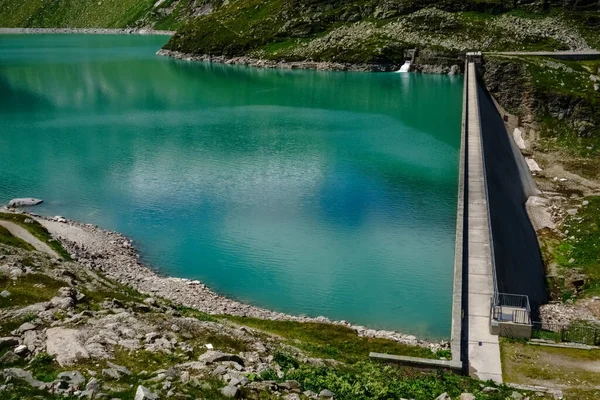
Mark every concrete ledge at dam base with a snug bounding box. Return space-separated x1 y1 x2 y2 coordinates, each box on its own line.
369 352 462 372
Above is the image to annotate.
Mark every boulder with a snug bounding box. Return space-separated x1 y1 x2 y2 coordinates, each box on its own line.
86 377 100 392
2 368 46 388
45 328 89 366
0 290 10 298
0 337 19 350
135 385 159 400
13 345 29 356
199 350 245 366
7 198 43 208
319 389 335 399
459 394 475 400
57 371 86 389
102 368 122 380
16 322 36 334
435 394 451 400
107 361 132 376
0 351 21 364
221 384 239 398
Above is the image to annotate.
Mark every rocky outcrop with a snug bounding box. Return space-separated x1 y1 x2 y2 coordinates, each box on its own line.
45 328 90 366
7 198 43 208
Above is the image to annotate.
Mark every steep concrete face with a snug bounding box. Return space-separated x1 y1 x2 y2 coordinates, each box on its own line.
477 85 548 316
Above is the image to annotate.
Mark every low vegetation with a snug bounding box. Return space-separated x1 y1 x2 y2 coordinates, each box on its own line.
0 213 71 259
0 225 34 251
223 316 442 363
0 230 546 399
501 338 600 400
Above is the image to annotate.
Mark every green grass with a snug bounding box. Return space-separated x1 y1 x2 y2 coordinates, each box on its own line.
0 313 38 336
0 213 71 260
0 273 65 309
554 197 600 296
501 338 600 398
0 0 154 28
222 316 440 363
274 360 537 400
0 225 35 251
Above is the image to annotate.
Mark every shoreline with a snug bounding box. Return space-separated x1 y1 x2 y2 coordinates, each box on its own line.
0 27 174 35
157 49 463 75
2 207 446 351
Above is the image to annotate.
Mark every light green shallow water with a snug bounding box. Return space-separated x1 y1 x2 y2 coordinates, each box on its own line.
0 34 462 338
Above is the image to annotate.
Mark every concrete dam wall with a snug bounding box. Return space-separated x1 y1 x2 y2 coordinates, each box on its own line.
477 84 548 317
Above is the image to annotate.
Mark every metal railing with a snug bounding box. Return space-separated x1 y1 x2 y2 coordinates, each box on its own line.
532 321 600 346
491 293 531 325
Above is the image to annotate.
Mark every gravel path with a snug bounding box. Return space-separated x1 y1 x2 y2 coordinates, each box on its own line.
0 220 58 258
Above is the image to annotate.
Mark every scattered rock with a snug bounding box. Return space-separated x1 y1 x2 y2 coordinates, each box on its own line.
0 337 19 350
459 394 475 400
221 384 239 398
319 389 335 398
102 368 122 380
57 371 86 389
199 350 245 366
0 351 21 364
107 361 132 376
511 391 524 400
16 322 36 334
13 345 29 356
2 368 46 388
46 328 90 366
435 393 451 400
134 385 159 400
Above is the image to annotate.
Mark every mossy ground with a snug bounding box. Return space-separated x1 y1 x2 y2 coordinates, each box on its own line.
222 316 442 363
501 338 600 399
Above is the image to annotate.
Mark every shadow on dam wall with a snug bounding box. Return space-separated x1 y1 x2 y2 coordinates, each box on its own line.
477 84 548 318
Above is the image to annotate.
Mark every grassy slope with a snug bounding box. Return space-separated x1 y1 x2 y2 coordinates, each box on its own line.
0 241 545 400
0 0 153 28
0 225 34 251
0 213 71 259
164 2 598 64
501 339 600 399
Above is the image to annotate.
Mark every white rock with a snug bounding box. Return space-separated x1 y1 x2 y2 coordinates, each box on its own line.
14 345 29 356
526 158 542 172
513 128 526 150
46 328 89 366
135 385 159 400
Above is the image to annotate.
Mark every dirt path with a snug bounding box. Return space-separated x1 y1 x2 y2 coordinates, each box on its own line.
0 220 58 258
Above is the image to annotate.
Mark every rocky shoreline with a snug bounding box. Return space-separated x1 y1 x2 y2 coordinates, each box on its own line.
5 209 444 352
0 28 174 35
157 49 463 75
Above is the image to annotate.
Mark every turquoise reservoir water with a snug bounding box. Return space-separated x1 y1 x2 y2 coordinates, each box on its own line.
0 35 462 338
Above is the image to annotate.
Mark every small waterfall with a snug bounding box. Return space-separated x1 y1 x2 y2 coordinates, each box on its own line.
395 61 411 73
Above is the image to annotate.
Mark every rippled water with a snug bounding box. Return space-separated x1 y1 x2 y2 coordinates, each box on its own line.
0 35 462 338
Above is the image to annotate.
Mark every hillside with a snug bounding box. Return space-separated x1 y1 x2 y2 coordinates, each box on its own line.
0 211 546 400
2 1 599 68
162 0 600 68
